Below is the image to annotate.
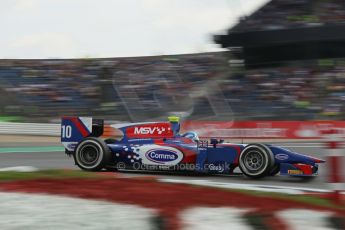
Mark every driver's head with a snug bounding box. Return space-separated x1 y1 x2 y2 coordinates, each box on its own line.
168 116 180 135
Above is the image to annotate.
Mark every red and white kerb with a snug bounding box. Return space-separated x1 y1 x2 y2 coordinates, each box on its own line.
322 129 344 193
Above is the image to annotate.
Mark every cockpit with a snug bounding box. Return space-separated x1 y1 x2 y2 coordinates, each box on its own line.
182 131 199 142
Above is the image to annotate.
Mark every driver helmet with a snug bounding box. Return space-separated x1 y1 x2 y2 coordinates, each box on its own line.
182 131 199 142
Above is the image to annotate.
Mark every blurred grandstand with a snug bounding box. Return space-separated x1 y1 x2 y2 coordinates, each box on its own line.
1 54 345 122
1 0 345 123
232 0 345 32
0 53 230 122
216 0 345 121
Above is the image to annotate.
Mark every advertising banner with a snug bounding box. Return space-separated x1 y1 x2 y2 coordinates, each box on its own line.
182 121 345 139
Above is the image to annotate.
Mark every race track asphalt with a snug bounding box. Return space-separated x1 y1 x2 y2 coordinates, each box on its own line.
0 141 341 191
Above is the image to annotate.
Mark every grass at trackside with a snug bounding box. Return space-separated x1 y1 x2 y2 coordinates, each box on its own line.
184 183 344 210
0 169 342 210
0 169 104 182
0 146 64 153
0 116 23 122
231 188 344 210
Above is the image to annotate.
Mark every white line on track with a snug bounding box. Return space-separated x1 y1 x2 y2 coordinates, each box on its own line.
0 166 39 172
159 178 345 195
279 146 323 148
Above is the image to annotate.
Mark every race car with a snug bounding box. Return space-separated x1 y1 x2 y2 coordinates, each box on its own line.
61 116 325 179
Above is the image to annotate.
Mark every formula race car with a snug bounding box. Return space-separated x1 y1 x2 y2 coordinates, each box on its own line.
61 116 325 179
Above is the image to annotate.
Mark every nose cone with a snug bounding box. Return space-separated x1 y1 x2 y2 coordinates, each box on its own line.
270 146 326 164
310 157 326 163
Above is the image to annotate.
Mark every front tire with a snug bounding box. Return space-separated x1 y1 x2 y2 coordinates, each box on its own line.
239 144 274 179
74 137 111 171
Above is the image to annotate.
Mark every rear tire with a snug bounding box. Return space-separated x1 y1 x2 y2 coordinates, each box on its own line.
239 144 274 179
74 137 111 171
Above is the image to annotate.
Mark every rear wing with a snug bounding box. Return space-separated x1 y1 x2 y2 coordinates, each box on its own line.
61 117 104 152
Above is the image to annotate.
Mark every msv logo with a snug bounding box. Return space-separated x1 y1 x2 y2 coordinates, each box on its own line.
134 127 166 135
145 149 178 163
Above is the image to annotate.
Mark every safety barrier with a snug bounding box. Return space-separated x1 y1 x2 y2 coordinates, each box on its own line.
0 122 60 136
1 120 345 139
183 120 345 139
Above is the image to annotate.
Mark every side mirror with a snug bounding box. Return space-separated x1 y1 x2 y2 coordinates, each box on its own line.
210 138 218 145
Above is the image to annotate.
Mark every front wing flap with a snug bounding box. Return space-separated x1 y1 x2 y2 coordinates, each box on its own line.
279 163 318 177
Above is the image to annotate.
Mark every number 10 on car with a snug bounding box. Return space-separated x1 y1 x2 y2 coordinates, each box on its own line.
61 125 72 138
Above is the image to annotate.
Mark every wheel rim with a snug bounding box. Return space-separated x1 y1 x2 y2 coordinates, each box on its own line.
243 150 265 172
79 144 100 166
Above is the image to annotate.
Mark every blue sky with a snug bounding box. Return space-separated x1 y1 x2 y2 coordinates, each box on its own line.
0 0 268 58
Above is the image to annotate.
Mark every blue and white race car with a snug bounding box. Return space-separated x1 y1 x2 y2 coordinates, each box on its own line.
61 116 325 179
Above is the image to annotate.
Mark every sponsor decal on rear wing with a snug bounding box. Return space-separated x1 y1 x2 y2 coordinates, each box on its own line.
124 123 174 139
